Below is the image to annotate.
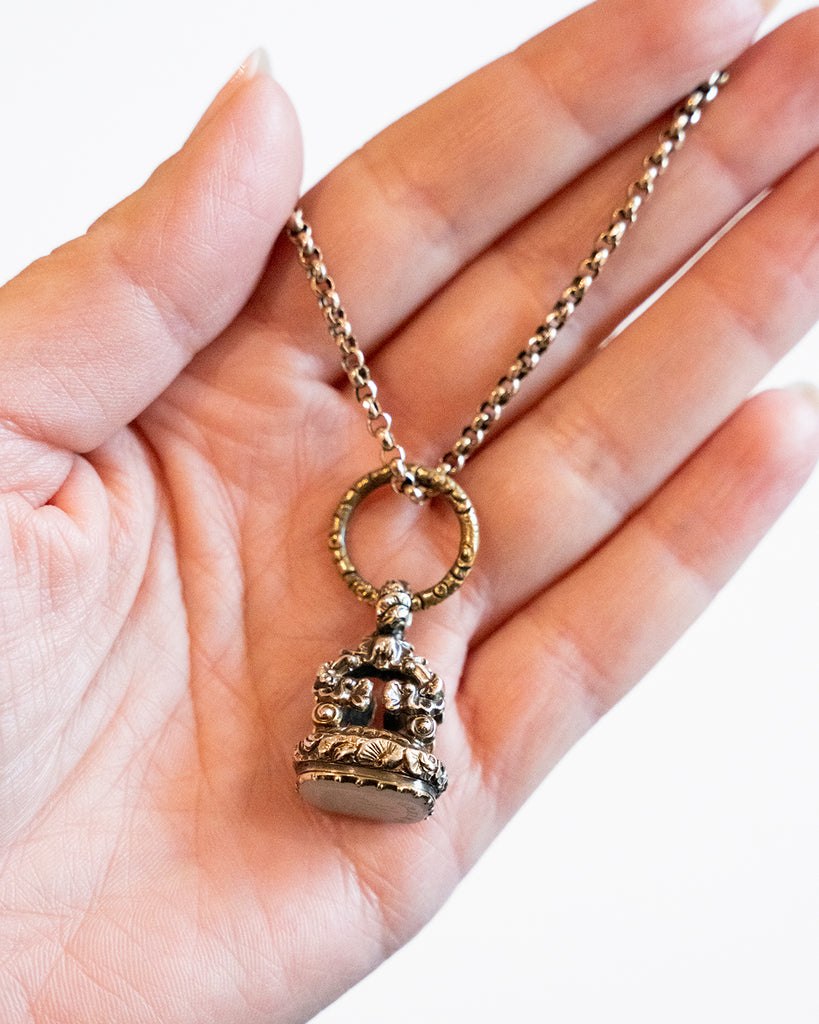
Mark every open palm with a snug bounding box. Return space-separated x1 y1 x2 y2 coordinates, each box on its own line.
1 1 818 1021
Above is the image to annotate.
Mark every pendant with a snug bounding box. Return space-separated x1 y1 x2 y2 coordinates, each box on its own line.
294 580 448 823
294 465 478 823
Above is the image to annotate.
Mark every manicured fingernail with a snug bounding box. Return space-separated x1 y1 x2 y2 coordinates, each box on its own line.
786 381 819 413
222 48 272 97
759 0 781 12
239 48 272 80
196 48 272 133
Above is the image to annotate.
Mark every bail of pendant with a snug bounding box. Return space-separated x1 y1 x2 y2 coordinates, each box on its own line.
329 463 478 611
294 581 449 823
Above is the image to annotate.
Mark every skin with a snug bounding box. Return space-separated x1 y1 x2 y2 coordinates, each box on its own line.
0 0 817 1020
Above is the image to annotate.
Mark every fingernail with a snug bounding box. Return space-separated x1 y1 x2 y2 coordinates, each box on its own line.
220 47 273 99
786 381 819 413
239 48 272 80
196 48 272 132
759 0 781 13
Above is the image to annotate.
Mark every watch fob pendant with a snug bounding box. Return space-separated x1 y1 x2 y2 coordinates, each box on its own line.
294 465 479 824
294 580 447 824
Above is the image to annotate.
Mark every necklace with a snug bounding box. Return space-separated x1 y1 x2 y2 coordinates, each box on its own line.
289 71 729 823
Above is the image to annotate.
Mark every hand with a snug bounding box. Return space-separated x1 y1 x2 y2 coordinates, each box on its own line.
1 1 817 1021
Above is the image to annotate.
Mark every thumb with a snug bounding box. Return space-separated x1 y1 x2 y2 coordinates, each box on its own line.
0 50 302 457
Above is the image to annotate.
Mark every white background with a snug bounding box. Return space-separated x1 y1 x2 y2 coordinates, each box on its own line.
1 1 816 1021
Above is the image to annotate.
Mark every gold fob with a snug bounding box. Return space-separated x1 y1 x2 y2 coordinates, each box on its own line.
294 581 447 824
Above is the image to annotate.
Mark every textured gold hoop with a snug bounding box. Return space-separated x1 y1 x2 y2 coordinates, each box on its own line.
329 465 479 611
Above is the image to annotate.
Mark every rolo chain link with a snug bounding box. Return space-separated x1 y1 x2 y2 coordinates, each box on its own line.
287 71 729 503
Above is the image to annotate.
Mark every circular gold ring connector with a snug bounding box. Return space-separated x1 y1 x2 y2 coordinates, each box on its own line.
329 465 479 611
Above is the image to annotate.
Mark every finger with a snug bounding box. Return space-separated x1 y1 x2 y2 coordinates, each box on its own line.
459 388 819 817
455 136 819 635
368 11 819 461
0 55 301 460
253 0 768 362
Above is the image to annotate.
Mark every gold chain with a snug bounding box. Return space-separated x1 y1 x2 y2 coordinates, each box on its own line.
287 71 728 502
